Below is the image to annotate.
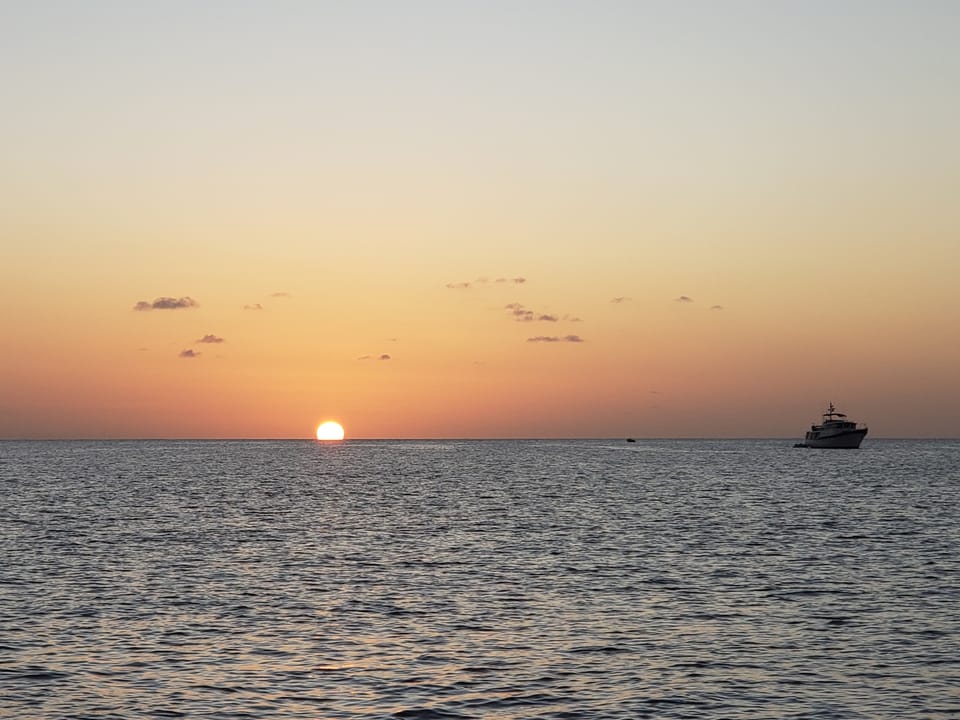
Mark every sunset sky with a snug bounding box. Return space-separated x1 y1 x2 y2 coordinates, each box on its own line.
2 2 958 439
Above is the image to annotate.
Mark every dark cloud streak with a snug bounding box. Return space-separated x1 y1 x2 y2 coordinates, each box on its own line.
526 335 584 343
447 276 526 289
505 303 570 323
134 296 198 311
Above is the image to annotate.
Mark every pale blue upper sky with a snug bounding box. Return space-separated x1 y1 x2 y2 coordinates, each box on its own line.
4 2 957 162
5 2 957 249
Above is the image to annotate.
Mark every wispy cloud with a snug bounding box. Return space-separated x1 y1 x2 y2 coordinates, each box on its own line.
197 334 225 344
133 296 198 311
271 291 291 298
505 303 568 323
526 335 584 343
710 305 723 311
447 276 526 289
379 354 392 361
611 297 631 304
358 353 393 361
675 296 694 303
179 349 201 358
243 303 264 311
506 302 534 321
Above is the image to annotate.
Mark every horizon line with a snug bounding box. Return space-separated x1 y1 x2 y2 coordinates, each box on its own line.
1 436 955 442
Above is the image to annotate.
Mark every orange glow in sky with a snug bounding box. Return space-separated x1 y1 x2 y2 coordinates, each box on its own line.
1 4 958 438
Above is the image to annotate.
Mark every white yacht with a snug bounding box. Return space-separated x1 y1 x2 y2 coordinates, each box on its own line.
798 403 868 449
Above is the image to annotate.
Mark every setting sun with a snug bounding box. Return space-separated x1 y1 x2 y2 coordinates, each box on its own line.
316 421 345 441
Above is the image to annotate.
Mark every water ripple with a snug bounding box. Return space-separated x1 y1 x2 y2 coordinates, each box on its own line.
1 439 959 718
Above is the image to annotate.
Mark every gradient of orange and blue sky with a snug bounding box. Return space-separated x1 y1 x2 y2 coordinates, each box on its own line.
2 1 958 439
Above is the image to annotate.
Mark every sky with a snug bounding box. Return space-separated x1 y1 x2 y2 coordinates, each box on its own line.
2 1 958 439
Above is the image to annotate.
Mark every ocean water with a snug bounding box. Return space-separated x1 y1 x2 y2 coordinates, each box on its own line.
1 439 958 719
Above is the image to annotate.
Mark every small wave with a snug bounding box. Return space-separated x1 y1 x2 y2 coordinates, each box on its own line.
459 666 498 674
0 667 70 681
462 693 568 709
192 684 242 693
567 644 632 655
449 624 496 632
639 696 709 707
392 709 476 719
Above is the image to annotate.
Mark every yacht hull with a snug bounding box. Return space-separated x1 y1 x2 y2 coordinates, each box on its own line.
803 428 868 449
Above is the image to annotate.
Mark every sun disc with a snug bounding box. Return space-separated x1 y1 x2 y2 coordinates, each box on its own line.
316 421 345 441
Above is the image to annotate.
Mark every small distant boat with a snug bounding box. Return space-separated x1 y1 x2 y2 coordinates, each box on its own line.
626 438 636 443
796 403 868 449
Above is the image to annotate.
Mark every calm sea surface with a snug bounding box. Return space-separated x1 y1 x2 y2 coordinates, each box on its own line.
1 439 958 719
